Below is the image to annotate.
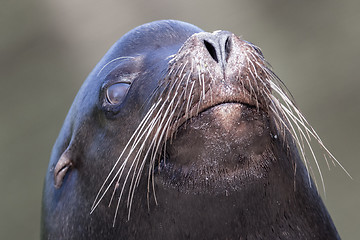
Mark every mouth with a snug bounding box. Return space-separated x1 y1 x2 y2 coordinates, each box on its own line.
168 89 263 140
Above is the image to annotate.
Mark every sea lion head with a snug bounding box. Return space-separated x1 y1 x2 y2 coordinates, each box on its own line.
42 20 341 239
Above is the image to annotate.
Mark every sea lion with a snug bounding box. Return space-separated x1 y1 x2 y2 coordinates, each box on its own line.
41 20 343 239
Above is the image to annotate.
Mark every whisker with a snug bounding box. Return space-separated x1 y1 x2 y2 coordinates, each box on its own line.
97 56 135 77
91 99 162 213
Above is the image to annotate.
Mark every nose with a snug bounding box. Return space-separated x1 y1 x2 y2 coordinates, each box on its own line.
200 31 232 70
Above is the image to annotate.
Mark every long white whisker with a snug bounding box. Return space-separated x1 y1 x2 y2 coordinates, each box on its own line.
97 56 135 77
91 100 162 212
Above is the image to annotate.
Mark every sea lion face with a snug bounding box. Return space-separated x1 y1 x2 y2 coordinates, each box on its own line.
42 20 340 239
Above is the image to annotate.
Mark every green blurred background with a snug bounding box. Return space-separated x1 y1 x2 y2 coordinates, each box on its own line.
1 0 359 239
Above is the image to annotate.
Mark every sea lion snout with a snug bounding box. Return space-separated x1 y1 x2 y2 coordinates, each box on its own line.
163 31 271 137
157 31 274 190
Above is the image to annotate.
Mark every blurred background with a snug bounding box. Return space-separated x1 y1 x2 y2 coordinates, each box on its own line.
1 0 359 239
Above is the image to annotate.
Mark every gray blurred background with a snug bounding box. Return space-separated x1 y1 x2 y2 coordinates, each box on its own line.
1 0 359 239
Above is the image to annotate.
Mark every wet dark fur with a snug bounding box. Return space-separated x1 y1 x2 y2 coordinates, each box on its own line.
42 20 341 239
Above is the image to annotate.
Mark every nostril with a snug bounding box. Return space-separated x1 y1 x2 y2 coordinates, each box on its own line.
204 40 218 63
224 37 231 61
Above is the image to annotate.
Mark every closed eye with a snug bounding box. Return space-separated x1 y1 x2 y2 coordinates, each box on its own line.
106 82 131 105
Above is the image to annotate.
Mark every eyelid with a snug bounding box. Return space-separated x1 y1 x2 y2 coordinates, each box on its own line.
100 71 139 115
118 79 132 84
105 82 131 105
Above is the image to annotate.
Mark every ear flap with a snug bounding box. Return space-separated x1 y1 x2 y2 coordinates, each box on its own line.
54 147 73 189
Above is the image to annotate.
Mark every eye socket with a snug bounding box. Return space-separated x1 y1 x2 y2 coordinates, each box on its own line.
106 82 131 105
